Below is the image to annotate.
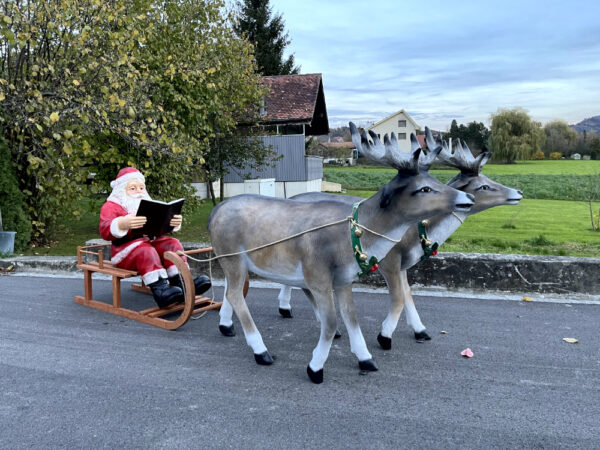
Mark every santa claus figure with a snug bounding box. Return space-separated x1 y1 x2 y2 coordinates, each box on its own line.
99 167 211 307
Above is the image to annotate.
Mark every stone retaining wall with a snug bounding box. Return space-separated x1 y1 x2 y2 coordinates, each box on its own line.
2 240 599 296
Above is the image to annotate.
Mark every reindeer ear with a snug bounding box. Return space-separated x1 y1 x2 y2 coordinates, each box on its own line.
380 183 393 209
380 174 410 208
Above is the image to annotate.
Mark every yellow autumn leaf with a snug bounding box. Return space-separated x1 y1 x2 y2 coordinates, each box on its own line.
562 338 579 344
0 92 5 101
73 79 80 86
50 112 59 123
2 15 12 24
522 296 533 302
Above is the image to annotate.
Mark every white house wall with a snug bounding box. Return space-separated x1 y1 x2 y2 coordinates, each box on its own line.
368 111 419 153
192 180 322 199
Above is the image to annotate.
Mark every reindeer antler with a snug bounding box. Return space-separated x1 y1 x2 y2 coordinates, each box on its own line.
350 122 420 173
434 133 491 174
418 127 443 170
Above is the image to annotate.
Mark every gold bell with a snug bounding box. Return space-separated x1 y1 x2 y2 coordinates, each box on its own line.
421 219 429 227
359 252 369 261
354 228 363 237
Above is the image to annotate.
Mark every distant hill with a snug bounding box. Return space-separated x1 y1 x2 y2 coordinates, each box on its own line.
570 115 600 134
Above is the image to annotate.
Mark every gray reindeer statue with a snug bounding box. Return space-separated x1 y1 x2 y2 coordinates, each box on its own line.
208 122 474 383
276 127 523 350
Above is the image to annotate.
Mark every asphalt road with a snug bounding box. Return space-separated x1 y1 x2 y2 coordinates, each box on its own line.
1 275 599 449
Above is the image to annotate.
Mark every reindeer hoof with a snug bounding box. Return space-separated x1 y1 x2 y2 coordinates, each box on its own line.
278 308 293 318
307 365 324 384
377 333 392 350
414 330 431 342
334 328 342 339
254 351 273 365
219 324 236 337
358 359 379 371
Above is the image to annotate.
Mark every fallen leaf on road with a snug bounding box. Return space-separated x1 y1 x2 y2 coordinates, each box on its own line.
0 265 14 274
461 348 474 358
522 296 533 302
440 330 447 334
562 338 579 344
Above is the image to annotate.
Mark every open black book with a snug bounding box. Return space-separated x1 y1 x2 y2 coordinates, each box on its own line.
136 198 184 238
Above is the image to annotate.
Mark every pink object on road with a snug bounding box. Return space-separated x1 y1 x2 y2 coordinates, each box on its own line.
461 348 474 358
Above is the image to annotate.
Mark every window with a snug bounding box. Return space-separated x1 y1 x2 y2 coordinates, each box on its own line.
398 120 407 127
397 133 407 140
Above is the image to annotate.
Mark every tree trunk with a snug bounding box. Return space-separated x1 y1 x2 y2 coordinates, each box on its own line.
219 159 225 202
207 179 216 205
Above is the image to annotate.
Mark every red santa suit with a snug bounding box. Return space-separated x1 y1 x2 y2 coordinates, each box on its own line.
99 167 187 286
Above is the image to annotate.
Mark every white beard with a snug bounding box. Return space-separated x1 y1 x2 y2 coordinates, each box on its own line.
107 188 152 215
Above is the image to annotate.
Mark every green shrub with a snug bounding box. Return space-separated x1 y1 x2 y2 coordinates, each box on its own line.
526 234 552 246
534 151 545 160
549 152 562 160
0 140 32 252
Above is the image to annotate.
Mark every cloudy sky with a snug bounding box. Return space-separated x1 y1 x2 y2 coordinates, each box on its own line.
267 0 600 131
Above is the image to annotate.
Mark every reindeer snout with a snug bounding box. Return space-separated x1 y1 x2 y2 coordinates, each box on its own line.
454 191 474 211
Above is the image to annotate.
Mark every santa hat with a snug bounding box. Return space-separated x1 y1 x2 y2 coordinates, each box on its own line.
110 167 145 189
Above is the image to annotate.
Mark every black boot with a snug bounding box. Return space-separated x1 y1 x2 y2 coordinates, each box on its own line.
149 278 184 308
169 274 212 296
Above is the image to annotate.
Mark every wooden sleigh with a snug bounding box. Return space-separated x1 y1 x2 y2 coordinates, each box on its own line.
74 244 246 330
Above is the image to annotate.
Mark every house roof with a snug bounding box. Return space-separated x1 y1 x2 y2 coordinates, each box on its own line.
368 109 421 131
260 74 329 135
322 141 355 149
416 134 426 149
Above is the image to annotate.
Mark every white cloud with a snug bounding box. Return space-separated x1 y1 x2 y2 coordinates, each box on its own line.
269 0 600 130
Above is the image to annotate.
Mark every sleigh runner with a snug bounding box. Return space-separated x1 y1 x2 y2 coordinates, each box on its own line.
74 244 247 330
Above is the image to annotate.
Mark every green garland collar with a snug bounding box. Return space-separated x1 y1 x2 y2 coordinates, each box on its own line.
418 220 439 261
350 203 379 277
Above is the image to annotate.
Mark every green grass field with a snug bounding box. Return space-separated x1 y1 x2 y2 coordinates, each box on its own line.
324 162 600 202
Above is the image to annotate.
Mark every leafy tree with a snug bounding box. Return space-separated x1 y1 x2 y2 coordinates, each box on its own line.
589 133 600 160
234 0 300 75
445 120 490 152
489 108 545 163
542 120 578 157
0 139 31 251
0 0 265 243
201 132 278 204
449 119 459 136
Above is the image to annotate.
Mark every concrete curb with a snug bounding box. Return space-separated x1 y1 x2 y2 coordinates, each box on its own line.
2 240 599 300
